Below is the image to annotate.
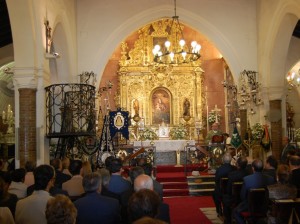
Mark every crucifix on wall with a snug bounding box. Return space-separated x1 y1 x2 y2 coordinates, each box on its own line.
212 104 221 123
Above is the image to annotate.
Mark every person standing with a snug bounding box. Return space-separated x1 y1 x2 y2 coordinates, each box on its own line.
281 136 296 164
205 122 223 145
15 164 55 224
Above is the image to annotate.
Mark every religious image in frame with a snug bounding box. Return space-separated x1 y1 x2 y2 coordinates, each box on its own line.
151 88 171 125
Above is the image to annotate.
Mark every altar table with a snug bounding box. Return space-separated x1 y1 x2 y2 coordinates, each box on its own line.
133 140 195 152
134 140 196 165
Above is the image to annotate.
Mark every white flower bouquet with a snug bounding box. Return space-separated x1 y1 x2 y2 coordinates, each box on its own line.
139 127 158 141
170 124 188 140
251 123 264 140
208 111 221 124
295 128 300 141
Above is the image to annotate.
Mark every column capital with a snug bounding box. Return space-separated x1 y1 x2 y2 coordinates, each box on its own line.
261 86 286 101
13 67 43 89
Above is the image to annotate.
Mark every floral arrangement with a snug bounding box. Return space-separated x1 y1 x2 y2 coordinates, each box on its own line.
208 111 221 124
251 123 264 140
295 128 300 141
139 127 158 141
169 124 188 140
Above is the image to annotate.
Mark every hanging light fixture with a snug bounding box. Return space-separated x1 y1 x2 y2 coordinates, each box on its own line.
286 69 300 88
152 0 201 65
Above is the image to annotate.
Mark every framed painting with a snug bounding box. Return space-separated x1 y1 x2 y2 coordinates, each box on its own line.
151 88 171 125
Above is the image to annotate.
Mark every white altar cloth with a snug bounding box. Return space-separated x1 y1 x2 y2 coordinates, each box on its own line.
133 140 195 152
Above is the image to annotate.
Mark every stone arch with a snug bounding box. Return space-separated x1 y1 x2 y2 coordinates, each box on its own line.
94 4 242 88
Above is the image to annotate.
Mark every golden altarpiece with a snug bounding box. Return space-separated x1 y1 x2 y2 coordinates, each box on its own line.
115 19 205 141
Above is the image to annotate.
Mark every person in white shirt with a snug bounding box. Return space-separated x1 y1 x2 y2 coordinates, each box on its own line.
15 164 55 224
8 168 27 199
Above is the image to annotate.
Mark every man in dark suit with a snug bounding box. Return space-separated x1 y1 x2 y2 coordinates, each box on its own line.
288 155 300 189
107 158 132 195
262 155 277 182
212 152 236 216
233 159 275 224
134 174 170 223
223 156 248 224
74 172 120 224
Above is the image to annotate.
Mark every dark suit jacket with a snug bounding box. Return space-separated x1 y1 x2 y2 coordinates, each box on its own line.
153 179 163 200
54 170 71 188
226 168 248 195
262 168 276 182
108 174 132 194
74 192 120 224
289 168 300 188
157 202 170 223
214 163 236 195
240 172 275 201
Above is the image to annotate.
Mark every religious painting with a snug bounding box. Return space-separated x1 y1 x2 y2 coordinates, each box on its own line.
151 88 171 125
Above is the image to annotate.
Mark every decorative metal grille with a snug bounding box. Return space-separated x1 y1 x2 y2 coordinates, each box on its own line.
45 83 96 137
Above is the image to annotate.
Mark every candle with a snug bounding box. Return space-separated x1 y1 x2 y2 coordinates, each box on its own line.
2 111 5 120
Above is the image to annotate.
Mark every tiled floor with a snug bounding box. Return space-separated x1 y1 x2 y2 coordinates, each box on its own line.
200 207 223 224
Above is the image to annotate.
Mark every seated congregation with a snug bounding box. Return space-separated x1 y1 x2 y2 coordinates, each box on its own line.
213 152 300 224
0 157 169 224
1 148 300 224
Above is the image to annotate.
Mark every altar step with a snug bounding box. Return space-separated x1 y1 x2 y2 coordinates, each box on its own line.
187 175 215 196
156 165 215 197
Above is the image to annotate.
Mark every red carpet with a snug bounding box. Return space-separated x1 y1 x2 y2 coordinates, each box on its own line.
164 196 215 224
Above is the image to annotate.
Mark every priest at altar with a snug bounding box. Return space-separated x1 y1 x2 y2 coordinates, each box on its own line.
205 122 223 145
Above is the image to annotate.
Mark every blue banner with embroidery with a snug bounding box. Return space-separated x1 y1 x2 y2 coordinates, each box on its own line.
109 108 129 139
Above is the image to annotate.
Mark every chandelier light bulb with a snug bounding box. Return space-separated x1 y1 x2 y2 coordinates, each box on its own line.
196 44 201 53
169 52 175 61
182 51 187 60
292 72 296 80
179 39 185 48
165 41 171 50
191 41 197 48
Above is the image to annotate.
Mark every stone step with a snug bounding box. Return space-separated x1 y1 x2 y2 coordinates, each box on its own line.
189 188 214 196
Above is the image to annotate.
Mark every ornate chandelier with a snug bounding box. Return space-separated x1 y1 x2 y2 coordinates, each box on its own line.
286 69 300 89
152 0 201 65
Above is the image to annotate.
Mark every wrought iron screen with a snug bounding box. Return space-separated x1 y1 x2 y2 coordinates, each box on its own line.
45 84 96 137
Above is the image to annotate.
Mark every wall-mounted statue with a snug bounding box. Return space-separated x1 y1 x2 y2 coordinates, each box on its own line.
183 98 190 117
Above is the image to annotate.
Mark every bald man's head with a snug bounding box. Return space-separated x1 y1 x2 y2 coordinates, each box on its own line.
134 174 153 192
